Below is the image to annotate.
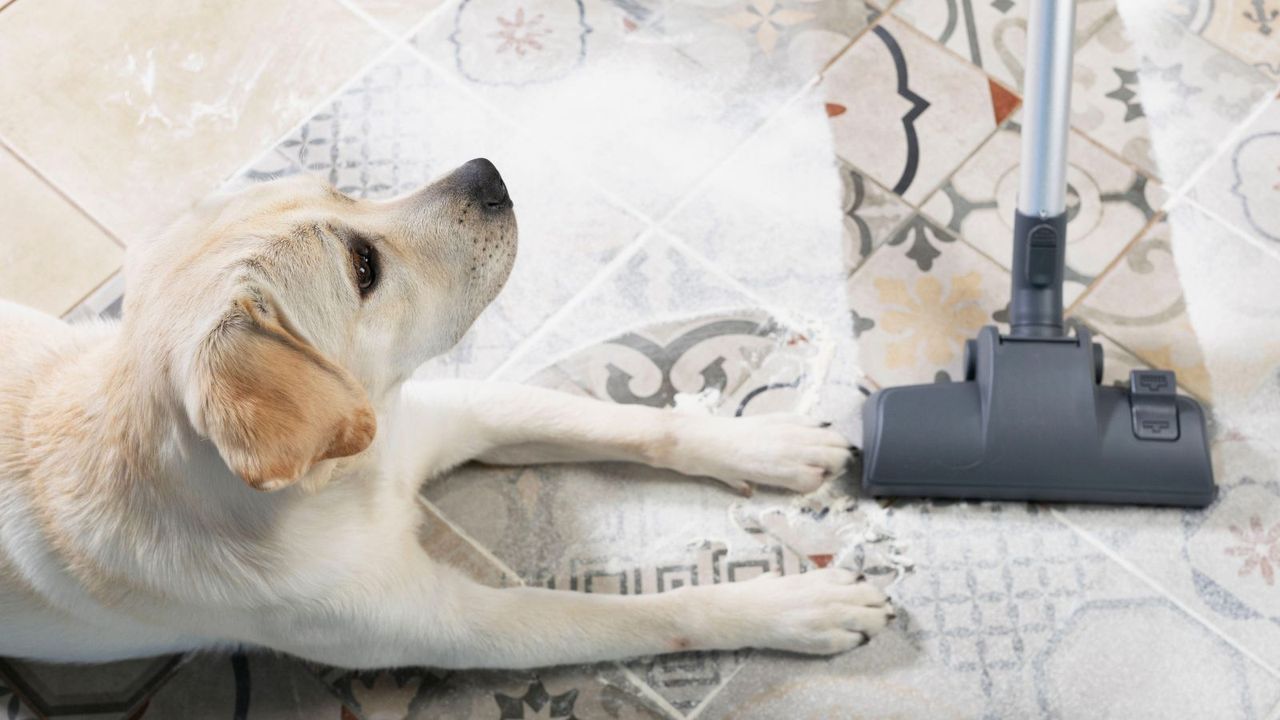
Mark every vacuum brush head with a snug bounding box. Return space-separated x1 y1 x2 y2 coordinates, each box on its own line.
860 325 1216 507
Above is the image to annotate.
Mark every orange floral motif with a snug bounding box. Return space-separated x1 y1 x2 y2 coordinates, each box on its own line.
1224 515 1280 586
874 273 988 369
492 8 551 56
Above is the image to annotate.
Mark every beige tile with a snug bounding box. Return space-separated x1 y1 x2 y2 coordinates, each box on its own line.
922 116 1165 304
0 0 386 243
846 215 1011 387
349 0 447 36
1186 96 1280 246
0 146 121 316
1162 0 1280 80
823 17 1009 205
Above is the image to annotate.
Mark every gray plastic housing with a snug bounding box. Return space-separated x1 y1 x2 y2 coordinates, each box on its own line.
860 325 1216 507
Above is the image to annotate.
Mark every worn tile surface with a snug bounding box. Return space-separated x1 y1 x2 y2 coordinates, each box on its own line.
1069 12 1275 188
1187 96 1280 248
6 0 1280 716
0 0 387 243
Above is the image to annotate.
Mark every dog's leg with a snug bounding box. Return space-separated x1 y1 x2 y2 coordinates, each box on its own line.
396 381 851 494
282 552 891 669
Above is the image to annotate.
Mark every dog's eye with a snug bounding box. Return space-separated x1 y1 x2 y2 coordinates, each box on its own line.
352 244 378 295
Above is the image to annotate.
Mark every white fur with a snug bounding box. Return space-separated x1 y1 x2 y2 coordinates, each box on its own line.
0 168 891 669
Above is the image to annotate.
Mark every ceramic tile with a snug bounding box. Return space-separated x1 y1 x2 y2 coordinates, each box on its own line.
425 308 849 713
348 0 448 36
922 117 1164 304
846 214 1011 387
1158 202 1280 436
417 498 520 588
0 0 387 244
254 48 647 380
142 652 348 719
0 655 183 720
0 146 122 317
63 272 126 325
403 666 673 720
1163 0 1280 80
699 500 1280 719
1186 96 1280 248
491 233 760 384
1073 213 1212 398
892 0 1115 90
1056 432 1280 676
412 0 876 217
665 93 912 336
823 17 1012 205
1069 12 1275 188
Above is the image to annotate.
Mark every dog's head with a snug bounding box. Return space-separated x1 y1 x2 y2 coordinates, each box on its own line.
124 159 517 491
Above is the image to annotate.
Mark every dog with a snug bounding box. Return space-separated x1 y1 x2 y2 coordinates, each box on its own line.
0 159 892 669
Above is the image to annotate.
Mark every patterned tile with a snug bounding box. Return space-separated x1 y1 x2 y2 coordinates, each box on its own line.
922 116 1165 304
412 0 876 217
0 146 122 317
404 666 672 720
1163 0 1280 80
490 233 759 383
348 0 449 36
0 655 183 720
846 214 1010 387
699 501 1280 719
823 16 1013 205
665 93 912 334
425 309 844 713
141 652 348 719
1187 96 1280 248
892 0 1115 90
1070 12 1274 188
1057 432 1280 676
0 0 386 242
247 47 647 381
1073 212 1211 398
1158 202 1280 432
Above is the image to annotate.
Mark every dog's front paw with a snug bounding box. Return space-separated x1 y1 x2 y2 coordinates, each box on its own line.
669 413 853 494
736 568 893 654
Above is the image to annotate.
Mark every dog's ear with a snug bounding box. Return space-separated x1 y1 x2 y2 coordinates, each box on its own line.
187 286 376 491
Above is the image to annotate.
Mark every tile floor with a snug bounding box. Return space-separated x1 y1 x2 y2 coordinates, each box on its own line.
1 0 1279 717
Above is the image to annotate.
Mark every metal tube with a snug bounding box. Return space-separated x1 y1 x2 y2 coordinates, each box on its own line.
1017 0 1076 217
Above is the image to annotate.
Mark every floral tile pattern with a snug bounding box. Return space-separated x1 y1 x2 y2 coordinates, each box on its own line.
922 117 1164 303
892 0 1116 90
348 0 449 36
823 17 1015 205
1162 0 1280 80
411 0 877 218
1187 97 1280 248
1069 12 1275 188
1073 212 1213 398
1056 433 1280 675
846 215 1011 387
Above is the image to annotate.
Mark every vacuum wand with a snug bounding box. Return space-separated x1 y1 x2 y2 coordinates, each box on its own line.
1010 0 1076 338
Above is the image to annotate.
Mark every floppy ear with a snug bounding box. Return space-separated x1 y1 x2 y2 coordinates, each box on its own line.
188 286 376 491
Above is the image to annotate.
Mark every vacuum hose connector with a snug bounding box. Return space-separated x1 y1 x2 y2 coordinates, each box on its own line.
1010 210 1067 338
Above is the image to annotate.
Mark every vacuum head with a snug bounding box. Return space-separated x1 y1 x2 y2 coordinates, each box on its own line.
861 325 1216 507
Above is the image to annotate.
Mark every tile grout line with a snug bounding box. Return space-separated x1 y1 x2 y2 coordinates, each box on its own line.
0 137 128 250
415 496 527 585
1051 507 1280 682
613 664 688 720
682 659 748 720
1178 193 1280 265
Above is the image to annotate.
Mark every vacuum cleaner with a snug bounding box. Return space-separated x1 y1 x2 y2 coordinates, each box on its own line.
860 0 1216 507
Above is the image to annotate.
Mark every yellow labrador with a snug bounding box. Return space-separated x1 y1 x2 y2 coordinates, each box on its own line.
0 159 891 668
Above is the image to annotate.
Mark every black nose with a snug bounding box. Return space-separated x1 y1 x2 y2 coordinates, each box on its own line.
459 157 512 210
